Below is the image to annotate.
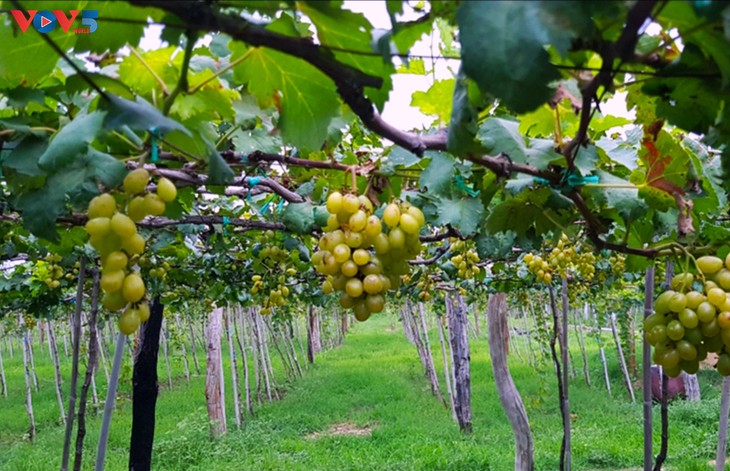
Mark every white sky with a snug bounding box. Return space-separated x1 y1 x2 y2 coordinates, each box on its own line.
139 1 635 129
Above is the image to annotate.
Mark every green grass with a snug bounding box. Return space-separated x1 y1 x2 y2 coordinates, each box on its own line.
0 312 727 470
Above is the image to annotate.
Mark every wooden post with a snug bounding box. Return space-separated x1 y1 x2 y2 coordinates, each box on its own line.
307 306 316 364
610 313 636 402
20 318 36 442
224 308 242 429
47 320 65 421
436 314 457 422
160 321 173 389
27 328 39 392
128 298 165 471
600 348 612 396
234 308 254 416
205 307 226 439
0 340 6 398
187 316 202 375
74 265 100 471
418 302 446 406
447 294 472 433
174 314 191 385
576 305 591 387
61 257 86 471
643 265 654 471
488 293 534 470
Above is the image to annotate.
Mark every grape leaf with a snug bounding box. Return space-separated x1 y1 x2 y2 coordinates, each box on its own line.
419 152 454 194
38 111 106 173
457 2 563 113
0 26 76 89
299 2 394 111
283 202 314 234
233 47 339 151
411 78 454 124
75 1 162 53
103 94 190 136
435 196 484 236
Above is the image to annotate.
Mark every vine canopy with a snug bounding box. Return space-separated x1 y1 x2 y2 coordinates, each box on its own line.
1 0 730 269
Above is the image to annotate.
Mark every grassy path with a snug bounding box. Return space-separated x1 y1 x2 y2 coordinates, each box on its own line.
0 311 726 470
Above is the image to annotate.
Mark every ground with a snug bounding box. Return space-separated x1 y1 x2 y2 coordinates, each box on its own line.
0 310 726 470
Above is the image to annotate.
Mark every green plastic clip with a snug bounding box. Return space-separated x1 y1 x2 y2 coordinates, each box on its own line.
149 127 159 163
453 175 480 197
222 216 230 236
533 171 599 190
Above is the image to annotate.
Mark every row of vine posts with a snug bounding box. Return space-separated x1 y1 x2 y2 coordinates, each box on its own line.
0 260 351 470
399 266 729 471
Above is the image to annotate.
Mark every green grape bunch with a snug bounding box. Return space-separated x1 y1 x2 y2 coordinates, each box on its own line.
314 191 425 321
646 254 730 377
85 169 177 336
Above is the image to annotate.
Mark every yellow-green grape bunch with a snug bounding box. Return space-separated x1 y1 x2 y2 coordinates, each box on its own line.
609 253 626 277
523 253 552 284
645 254 730 377
315 192 425 322
449 238 481 280
252 235 296 315
416 276 434 302
41 254 64 289
84 169 177 335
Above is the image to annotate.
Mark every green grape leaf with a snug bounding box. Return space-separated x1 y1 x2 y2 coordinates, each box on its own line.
435 196 484 236
75 2 162 53
118 46 182 95
447 67 489 157
233 46 339 151
283 202 314 234
14 185 65 242
476 230 517 260
84 148 127 188
477 118 561 169
205 139 234 185
411 78 454 124
420 152 454 194
38 111 106 173
2 135 47 177
457 2 562 113
103 94 190 136
299 2 394 110
596 136 639 170
0 26 76 89
65 73 134 99
381 146 422 175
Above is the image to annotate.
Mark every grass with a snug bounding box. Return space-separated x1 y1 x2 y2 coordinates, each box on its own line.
0 310 727 470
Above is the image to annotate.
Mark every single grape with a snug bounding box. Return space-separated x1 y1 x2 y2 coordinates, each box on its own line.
123 168 150 195
157 177 177 203
88 193 117 219
383 203 400 228
123 273 145 303
118 307 141 335
326 191 343 214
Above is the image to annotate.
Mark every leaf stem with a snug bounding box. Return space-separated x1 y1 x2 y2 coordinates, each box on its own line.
189 48 254 95
128 45 170 96
163 31 197 116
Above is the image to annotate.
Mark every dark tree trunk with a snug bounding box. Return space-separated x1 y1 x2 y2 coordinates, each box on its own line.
129 297 164 471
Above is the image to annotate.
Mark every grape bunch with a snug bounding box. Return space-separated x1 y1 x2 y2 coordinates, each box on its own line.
523 234 596 283
645 254 730 377
449 239 481 280
40 254 64 289
84 169 177 335
251 235 296 315
314 192 425 321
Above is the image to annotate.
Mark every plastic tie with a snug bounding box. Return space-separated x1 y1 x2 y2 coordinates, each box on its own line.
240 153 249 164
222 216 230 236
260 194 276 215
277 199 284 213
534 170 599 190
248 176 262 186
454 175 480 197
149 127 160 163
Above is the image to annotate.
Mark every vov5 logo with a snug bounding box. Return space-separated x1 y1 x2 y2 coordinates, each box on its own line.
10 10 98 34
